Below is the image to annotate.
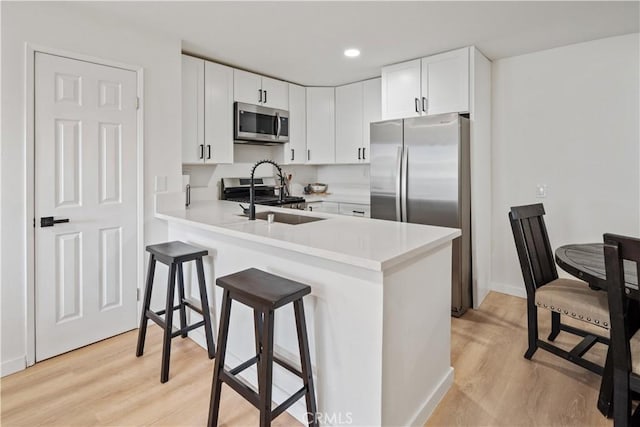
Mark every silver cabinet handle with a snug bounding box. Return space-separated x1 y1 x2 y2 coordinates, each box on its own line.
275 112 281 138
395 146 402 221
259 89 263 103
291 148 295 161
422 97 428 113
414 98 420 113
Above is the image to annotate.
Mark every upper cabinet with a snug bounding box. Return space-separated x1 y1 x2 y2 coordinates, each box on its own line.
283 83 306 165
234 69 289 110
306 87 335 164
362 78 381 163
335 78 381 164
204 61 234 164
421 48 469 115
382 48 469 120
182 55 205 164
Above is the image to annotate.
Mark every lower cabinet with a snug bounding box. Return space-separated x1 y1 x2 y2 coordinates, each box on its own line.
306 201 370 218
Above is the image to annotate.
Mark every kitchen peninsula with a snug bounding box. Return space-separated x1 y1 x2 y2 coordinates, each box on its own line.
155 194 460 426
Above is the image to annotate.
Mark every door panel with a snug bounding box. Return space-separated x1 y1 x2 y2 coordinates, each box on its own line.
261 76 289 110
233 69 262 105
404 114 460 228
204 61 234 164
362 78 381 163
370 120 403 221
335 81 363 164
422 48 469 115
381 59 421 120
181 55 205 164
35 52 138 361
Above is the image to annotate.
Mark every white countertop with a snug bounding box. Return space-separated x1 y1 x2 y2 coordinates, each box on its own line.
156 199 460 271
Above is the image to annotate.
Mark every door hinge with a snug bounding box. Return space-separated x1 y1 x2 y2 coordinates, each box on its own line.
137 288 140 301
136 97 140 110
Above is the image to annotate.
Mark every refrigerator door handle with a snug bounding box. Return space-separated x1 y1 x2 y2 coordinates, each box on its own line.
401 146 409 222
395 146 403 222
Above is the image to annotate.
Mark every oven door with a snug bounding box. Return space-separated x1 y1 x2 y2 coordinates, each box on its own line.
234 102 289 143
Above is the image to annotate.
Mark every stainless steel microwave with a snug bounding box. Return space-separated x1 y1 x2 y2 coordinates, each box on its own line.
234 102 289 144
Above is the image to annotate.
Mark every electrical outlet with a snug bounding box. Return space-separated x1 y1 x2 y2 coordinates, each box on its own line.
536 184 547 198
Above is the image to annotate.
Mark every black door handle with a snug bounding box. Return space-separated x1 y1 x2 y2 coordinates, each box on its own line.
41 216 69 227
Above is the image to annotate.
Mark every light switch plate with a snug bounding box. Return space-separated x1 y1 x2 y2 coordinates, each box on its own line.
155 175 167 193
536 184 547 198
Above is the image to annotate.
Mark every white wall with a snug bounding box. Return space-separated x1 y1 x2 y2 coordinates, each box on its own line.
1 2 183 375
491 33 640 297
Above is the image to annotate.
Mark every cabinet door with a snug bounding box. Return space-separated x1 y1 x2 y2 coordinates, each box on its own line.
233 69 262 105
182 55 205 164
306 87 335 164
205 61 234 164
362 78 381 164
284 83 306 164
261 76 289 110
339 203 371 218
381 59 421 120
335 82 363 164
421 48 469 115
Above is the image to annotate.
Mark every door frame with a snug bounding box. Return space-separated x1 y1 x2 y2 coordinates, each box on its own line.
25 44 145 366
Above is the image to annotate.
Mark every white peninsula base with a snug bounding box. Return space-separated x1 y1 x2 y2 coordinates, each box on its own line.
155 197 459 426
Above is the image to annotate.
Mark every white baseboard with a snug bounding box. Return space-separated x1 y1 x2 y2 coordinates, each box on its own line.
407 367 454 426
1 356 26 377
487 282 527 299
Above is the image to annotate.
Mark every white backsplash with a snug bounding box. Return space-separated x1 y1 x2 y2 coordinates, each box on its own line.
316 164 370 197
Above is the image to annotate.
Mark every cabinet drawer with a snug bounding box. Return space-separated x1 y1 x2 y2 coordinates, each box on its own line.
339 203 370 218
307 201 339 214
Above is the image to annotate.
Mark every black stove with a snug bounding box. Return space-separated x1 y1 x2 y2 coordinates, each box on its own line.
221 177 306 209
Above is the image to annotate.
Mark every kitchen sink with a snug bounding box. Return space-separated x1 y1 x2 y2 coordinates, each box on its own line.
242 211 326 225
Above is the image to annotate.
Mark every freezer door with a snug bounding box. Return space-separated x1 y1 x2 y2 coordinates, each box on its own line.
370 120 403 221
403 114 461 228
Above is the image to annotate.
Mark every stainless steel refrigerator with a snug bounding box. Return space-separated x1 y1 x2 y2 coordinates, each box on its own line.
370 113 471 316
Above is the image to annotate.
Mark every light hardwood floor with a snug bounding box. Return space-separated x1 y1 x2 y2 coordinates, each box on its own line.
1 291 613 426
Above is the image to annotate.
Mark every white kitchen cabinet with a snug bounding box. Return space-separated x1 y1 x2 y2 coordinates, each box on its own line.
381 59 422 120
335 82 363 164
362 78 381 163
234 69 289 110
421 48 469 115
182 55 205 164
283 83 306 165
306 201 340 214
306 87 335 164
204 61 234 164
381 48 469 119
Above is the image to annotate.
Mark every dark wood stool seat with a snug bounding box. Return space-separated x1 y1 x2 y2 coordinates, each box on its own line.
208 268 317 427
136 241 216 383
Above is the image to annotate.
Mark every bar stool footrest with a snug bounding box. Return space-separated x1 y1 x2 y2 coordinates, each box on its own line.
272 386 306 419
220 370 260 408
274 356 303 379
170 320 206 338
146 310 166 329
229 356 259 376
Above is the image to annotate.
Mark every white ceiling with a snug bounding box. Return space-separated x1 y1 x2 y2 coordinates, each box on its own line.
78 1 639 86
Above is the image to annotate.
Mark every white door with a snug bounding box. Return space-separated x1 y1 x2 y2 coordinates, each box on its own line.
381 59 422 120
306 87 335 164
35 52 138 361
233 69 262 105
261 76 289 110
335 81 363 164
421 48 469 115
182 55 205 164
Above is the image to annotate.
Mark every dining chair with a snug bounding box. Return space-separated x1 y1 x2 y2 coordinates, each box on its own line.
509 203 609 374
603 233 640 427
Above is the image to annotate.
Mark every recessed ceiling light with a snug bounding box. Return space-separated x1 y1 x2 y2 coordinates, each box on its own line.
344 48 360 58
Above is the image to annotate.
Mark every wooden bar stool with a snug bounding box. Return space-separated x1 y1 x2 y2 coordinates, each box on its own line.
208 268 317 427
136 241 216 383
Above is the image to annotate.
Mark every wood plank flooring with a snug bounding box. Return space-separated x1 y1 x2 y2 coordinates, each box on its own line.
1 291 613 426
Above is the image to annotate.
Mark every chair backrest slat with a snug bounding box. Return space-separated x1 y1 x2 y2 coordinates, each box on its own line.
509 204 558 296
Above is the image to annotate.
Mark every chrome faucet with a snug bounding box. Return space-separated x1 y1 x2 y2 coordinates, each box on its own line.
249 159 285 220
